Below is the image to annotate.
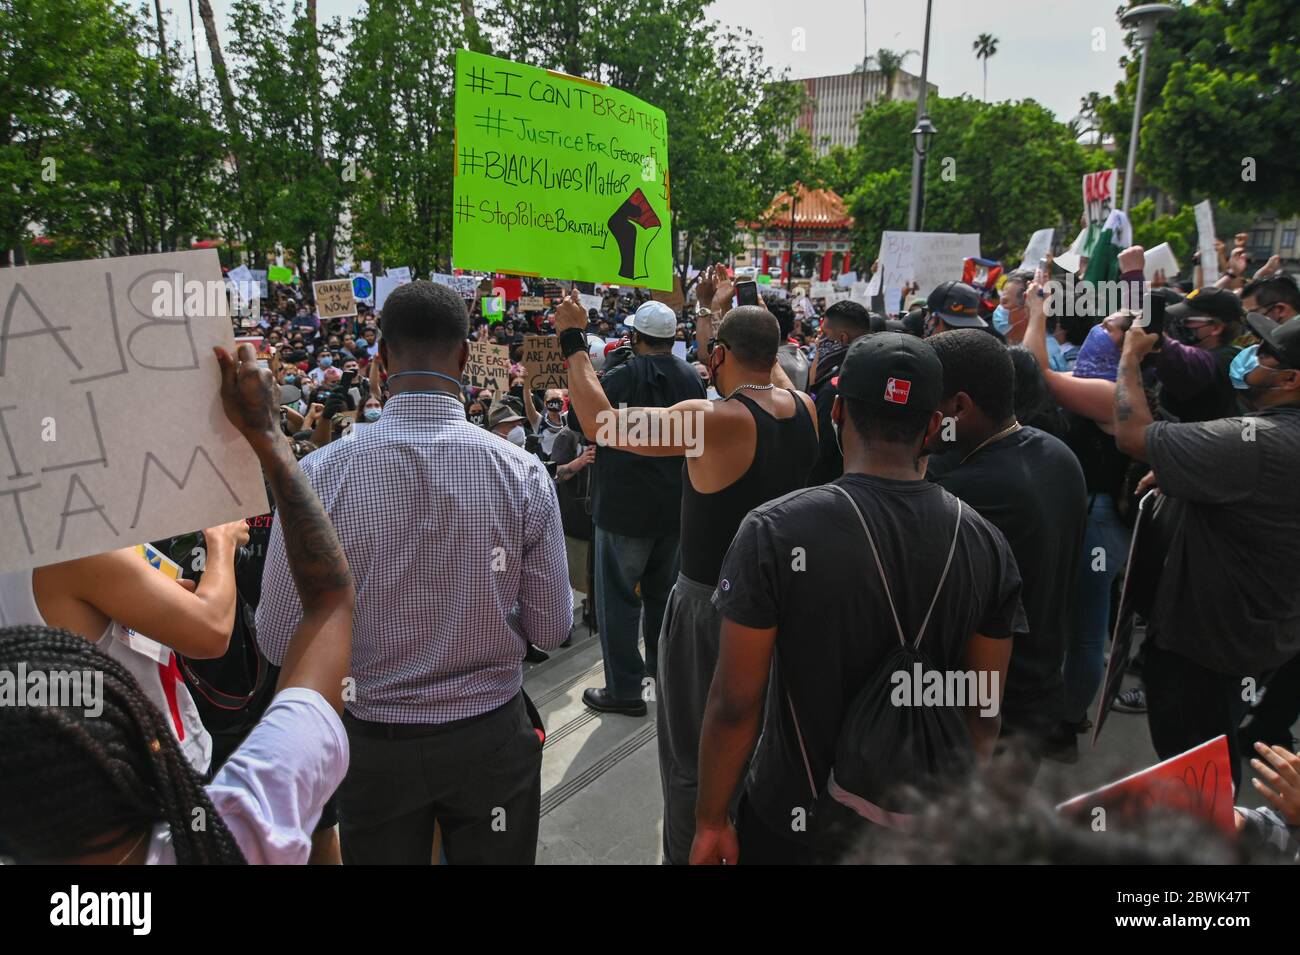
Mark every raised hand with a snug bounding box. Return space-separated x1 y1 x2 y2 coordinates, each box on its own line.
214 343 279 448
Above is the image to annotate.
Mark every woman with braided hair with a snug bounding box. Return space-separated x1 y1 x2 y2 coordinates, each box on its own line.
0 624 246 864
0 343 355 864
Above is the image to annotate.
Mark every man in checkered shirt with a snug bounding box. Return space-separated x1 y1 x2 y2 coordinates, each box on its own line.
257 280 572 865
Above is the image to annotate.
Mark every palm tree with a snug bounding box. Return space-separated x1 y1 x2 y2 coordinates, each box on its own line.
1079 91 1104 145
973 33 998 101
855 48 917 102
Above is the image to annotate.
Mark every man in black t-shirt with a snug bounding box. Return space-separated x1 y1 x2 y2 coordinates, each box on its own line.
926 330 1088 766
694 333 1026 865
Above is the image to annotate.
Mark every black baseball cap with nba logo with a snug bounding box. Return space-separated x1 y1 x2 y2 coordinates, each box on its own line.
832 332 943 413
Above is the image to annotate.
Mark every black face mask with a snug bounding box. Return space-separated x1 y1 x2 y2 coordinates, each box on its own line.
546 400 563 412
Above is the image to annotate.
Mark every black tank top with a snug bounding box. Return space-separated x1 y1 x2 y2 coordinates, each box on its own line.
680 390 819 586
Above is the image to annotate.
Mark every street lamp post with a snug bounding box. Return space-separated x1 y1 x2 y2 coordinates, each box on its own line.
910 117 937 231
906 0 934 232
1119 3 1176 214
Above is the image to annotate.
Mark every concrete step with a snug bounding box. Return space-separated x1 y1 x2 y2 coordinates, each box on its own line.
524 616 662 865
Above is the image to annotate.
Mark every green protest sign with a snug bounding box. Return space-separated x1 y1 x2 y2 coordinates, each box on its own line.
482 294 504 322
453 48 672 291
267 265 293 284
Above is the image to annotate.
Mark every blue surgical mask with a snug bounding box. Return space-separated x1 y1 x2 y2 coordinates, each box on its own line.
1229 344 1260 391
363 407 382 422
992 305 1011 335
320 356 333 368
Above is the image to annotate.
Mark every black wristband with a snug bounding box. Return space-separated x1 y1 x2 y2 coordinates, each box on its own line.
559 327 587 357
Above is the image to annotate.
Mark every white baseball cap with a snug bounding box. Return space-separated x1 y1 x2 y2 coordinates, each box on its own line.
625 300 677 339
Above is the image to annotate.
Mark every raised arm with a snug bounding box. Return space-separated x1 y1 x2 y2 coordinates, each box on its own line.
553 289 713 457
1024 278 1118 425
216 344 355 714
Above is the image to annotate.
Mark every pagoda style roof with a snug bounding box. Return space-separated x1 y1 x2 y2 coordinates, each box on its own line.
747 183 854 230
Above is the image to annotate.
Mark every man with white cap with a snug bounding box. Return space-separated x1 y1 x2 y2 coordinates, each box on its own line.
575 298 705 718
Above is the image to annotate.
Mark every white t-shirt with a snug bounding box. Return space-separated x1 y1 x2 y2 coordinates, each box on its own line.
0 569 212 774
147 687 348 864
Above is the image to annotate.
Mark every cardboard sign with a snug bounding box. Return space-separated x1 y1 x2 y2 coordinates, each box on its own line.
650 275 685 313
465 340 511 392
810 281 834 299
313 278 357 319
1194 200 1220 284
386 266 412 284
0 250 269 573
519 296 546 312
876 231 981 297
1081 170 1118 258
521 335 567 390
1058 736 1236 835
452 49 672 290
578 292 603 313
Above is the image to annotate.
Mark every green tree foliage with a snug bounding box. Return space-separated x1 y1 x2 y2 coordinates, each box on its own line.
1097 0 1300 214
845 96 1099 264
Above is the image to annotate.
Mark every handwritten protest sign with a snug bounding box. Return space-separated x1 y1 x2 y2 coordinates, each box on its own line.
465 340 511 392
374 271 411 310
0 250 269 574
1194 200 1220 284
876 231 981 297
1081 169 1117 258
452 49 672 290
522 335 567 390
1058 736 1235 835
579 292 603 313
313 278 357 319
519 296 546 312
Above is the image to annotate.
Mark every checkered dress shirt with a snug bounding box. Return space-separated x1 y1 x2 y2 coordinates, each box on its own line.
256 391 572 723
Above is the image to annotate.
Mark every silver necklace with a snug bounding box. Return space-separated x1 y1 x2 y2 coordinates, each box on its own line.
724 383 775 400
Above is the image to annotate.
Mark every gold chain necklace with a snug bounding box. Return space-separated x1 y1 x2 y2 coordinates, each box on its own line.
960 422 1022 465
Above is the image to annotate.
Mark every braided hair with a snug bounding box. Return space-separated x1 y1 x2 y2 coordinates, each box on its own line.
0 624 245 864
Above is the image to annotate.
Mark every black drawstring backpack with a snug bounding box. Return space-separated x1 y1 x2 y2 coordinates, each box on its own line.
787 485 976 839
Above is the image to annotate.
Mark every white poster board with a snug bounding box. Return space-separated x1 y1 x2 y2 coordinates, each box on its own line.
1143 243 1180 282
0 250 269 573
1194 200 1219 284
876 231 982 297
1018 228 1055 272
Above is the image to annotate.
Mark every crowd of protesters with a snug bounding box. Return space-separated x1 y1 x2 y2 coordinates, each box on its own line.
2 227 1299 867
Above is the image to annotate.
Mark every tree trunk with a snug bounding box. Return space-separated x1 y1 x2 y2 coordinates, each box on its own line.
197 0 240 141
460 0 488 53
153 0 168 68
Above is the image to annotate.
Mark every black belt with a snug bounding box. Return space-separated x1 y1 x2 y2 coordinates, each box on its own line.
343 695 515 740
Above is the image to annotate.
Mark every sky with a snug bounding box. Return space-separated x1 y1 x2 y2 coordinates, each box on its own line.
164 0 1130 124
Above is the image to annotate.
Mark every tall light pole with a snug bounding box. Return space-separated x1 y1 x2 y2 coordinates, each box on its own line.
1119 4 1175 213
906 0 934 232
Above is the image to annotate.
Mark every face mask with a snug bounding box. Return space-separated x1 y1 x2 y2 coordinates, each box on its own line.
507 426 526 447
363 407 382 422
284 375 297 385
1073 323 1121 381
1172 319 1214 347
546 400 563 412
469 412 486 426
1229 344 1260 391
320 356 333 368
992 305 1011 335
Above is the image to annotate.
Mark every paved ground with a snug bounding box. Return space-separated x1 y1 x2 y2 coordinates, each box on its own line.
526 597 1288 864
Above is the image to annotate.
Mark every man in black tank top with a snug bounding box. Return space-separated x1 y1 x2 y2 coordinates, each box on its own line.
554 264 818 864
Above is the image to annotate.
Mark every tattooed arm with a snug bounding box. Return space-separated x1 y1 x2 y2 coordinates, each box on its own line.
216 344 355 714
1114 328 1158 462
